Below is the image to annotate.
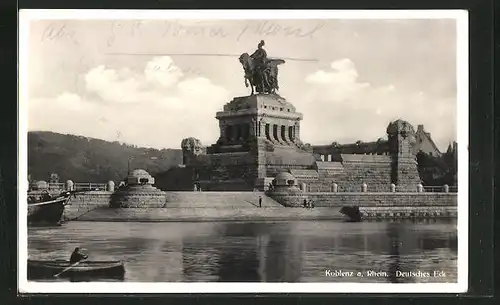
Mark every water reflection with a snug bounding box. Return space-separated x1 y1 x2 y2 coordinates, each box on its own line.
28 220 457 283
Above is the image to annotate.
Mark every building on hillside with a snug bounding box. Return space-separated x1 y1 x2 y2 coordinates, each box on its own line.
446 141 458 159
312 124 442 159
154 93 423 192
414 124 442 157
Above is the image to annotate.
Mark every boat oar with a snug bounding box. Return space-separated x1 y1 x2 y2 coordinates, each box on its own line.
54 259 85 278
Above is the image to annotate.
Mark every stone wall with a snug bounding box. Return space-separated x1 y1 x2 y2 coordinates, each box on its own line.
297 154 394 192
336 154 393 192
359 205 457 219
267 187 308 207
259 148 316 178
267 191 457 219
154 166 195 191
198 151 258 190
110 185 167 208
306 192 457 207
63 191 112 221
393 159 421 192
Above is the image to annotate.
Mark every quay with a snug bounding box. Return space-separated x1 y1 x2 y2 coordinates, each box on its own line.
28 180 457 223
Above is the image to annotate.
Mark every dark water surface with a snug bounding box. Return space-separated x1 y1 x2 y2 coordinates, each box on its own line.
28 220 457 283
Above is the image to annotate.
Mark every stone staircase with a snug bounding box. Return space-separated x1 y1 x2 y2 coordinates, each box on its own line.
164 191 283 208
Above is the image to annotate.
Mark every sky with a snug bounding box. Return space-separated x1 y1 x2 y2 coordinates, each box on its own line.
25 17 458 152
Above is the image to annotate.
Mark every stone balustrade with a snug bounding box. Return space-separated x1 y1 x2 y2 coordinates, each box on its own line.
302 182 457 193
29 180 114 192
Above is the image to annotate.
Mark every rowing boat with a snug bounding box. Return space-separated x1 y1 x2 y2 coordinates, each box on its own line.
27 259 126 280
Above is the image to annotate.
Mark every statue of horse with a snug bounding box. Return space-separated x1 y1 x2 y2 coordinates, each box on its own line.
239 53 285 95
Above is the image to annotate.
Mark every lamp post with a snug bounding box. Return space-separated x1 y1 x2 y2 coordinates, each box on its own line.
127 157 134 175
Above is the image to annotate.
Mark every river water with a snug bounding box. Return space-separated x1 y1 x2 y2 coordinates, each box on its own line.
28 220 457 283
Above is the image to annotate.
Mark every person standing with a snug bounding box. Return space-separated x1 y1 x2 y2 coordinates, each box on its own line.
259 196 262 208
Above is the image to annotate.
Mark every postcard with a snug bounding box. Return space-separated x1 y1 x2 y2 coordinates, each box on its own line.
18 9 468 294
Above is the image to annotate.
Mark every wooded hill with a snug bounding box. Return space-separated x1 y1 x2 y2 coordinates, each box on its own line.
416 150 458 187
28 131 183 183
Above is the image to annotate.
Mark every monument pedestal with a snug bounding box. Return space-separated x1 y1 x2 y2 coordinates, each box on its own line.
191 94 317 191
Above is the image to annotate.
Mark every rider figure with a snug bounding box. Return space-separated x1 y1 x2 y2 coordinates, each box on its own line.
250 40 269 91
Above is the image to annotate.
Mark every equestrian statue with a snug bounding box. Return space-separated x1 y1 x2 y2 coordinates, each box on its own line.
239 40 285 95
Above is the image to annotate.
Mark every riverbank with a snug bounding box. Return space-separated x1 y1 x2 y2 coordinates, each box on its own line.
73 206 457 222
75 206 344 222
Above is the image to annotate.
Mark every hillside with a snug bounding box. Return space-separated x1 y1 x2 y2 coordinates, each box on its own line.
28 131 183 183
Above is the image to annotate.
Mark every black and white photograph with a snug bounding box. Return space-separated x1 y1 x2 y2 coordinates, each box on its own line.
18 10 468 293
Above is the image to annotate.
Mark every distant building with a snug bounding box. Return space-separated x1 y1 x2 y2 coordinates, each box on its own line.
446 141 458 159
414 125 441 157
313 124 443 159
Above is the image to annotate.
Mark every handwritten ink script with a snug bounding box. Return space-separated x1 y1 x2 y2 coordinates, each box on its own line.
41 22 79 44
105 20 326 47
162 21 229 38
151 61 203 77
236 21 325 41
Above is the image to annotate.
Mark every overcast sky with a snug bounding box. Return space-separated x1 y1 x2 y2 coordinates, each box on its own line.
25 18 458 151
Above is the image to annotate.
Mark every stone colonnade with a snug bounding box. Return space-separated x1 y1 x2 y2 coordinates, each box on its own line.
220 119 300 144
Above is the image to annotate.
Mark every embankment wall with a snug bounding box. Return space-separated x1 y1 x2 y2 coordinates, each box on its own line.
270 192 458 219
306 192 457 207
63 191 111 221
60 191 458 221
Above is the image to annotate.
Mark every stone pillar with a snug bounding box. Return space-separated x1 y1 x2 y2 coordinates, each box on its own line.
65 180 74 191
219 121 226 139
327 155 332 162
443 184 449 193
387 120 420 192
107 180 115 192
251 118 257 137
332 183 338 193
320 155 325 161
390 183 396 192
361 183 367 193
284 125 290 143
300 182 306 192
272 124 279 142
417 184 424 193
294 121 300 141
